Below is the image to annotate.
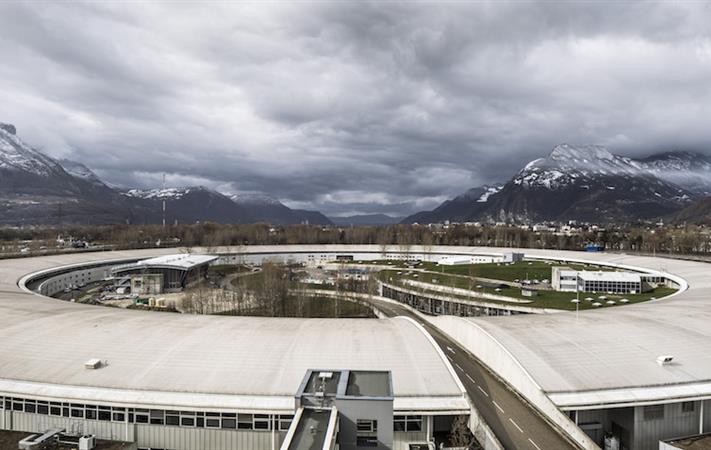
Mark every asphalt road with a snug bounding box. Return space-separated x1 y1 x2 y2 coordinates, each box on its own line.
370 297 580 450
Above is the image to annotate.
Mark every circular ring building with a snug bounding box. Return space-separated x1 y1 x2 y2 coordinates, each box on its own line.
1 245 710 450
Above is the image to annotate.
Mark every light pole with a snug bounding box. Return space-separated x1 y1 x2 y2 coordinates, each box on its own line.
571 274 581 323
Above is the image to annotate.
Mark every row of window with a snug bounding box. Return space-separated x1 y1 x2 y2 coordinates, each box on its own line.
0 397 292 431
643 402 695 421
1 396 423 433
581 281 640 292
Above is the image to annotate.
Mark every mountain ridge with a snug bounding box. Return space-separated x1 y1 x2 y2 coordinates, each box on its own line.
0 123 325 226
403 144 708 224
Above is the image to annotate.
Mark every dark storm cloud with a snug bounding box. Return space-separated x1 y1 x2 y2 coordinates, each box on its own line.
1 1 711 216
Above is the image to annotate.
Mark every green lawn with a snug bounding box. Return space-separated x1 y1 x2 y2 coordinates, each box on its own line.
378 269 677 311
347 259 616 282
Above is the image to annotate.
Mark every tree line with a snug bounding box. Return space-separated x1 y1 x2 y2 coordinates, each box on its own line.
2 222 711 256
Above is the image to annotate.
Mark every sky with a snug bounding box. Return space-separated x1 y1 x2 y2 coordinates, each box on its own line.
1 1 711 217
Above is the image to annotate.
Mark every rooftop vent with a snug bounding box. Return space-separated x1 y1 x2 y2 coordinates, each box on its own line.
656 355 674 366
84 358 102 370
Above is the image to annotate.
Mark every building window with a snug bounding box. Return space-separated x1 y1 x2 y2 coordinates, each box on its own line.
165 412 179 426
205 417 220 428
130 409 148 423
150 410 165 425
254 414 271 430
180 417 195 427
394 415 423 432
682 402 695 413
98 407 111 421
278 415 293 431
51 403 63 416
643 405 664 421
238 414 253 430
356 419 378 447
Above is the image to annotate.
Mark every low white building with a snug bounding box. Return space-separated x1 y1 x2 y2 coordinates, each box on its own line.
578 270 643 294
552 266 579 292
552 267 644 294
438 252 523 266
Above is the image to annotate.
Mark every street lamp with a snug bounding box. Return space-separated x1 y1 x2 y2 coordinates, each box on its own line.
570 274 581 323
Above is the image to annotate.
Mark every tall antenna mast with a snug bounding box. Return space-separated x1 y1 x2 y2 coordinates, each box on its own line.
162 173 166 229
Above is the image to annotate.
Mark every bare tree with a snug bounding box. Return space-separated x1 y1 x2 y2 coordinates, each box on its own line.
449 415 476 449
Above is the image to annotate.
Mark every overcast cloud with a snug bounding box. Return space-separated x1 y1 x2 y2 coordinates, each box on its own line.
1 1 711 216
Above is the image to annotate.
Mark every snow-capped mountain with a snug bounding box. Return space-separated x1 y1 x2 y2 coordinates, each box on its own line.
0 123 145 225
476 185 503 203
125 187 196 200
512 144 647 189
124 187 253 225
486 144 692 222
0 123 254 225
405 144 701 224
0 121 337 226
0 123 65 178
230 192 333 225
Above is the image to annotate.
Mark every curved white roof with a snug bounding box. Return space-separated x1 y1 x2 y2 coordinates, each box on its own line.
0 248 467 413
2 244 711 413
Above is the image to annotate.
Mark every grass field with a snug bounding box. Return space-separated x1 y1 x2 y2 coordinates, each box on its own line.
353 259 615 282
416 260 616 281
378 269 677 311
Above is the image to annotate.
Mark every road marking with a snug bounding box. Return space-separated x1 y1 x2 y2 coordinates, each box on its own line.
446 355 453 362
528 438 541 450
509 418 523 433
446 346 456 354
455 363 463 371
492 400 504 414
465 373 476 385
477 386 489 397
